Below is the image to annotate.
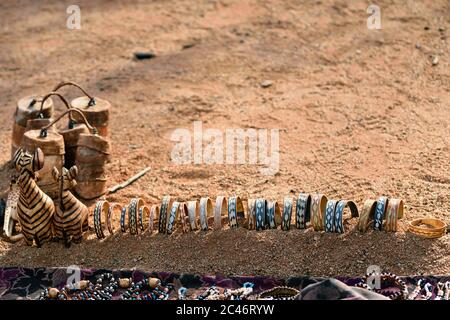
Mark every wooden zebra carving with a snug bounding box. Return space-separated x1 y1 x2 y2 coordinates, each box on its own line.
51 165 89 246
13 148 55 247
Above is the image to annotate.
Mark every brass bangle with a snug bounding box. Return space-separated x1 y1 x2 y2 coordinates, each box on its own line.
179 202 190 233
199 197 213 231
385 199 403 232
187 200 199 231
138 205 150 233
107 202 122 235
93 200 109 239
408 218 447 239
128 198 144 235
214 196 228 230
159 195 172 233
247 198 256 230
357 200 377 232
311 194 327 231
148 205 159 234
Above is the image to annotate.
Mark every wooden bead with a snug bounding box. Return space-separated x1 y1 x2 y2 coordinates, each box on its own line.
48 288 59 299
79 280 90 290
119 278 131 288
148 278 161 289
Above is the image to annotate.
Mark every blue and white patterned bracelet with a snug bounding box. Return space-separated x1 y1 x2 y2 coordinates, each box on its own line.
199 197 213 231
266 201 280 229
374 196 388 231
296 193 311 229
120 205 128 233
324 199 338 232
255 198 267 231
228 196 242 229
282 197 293 231
214 196 228 230
158 196 172 233
334 200 359 233
167 201 180 235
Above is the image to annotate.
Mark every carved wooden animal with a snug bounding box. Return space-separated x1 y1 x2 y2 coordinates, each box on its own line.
13 148 55 247
52 165 89 246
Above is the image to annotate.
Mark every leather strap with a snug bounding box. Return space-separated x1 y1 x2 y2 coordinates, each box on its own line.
94 200 109 239
255 198 267 231
281 197 293 231
357 200 377 232
385 198 403 232
148 205 159 234
266 201 281 229
128 198 144 235
334 200 359 233
324 199 338 232
311 194 327 231
296 193 311 229
214 196 228 230
199 197 213 231
187 200 199 231
374 196 388 231
247 199 256 230
159 196 172 233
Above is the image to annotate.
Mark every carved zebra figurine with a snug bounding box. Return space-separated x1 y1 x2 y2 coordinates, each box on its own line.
13 148 55 247
51 165 89 246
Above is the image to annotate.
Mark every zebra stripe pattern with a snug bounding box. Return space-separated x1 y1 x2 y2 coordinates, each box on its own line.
52 166 89 245
13 148 55 247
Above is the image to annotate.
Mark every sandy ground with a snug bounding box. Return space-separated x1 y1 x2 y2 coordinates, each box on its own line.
0 0 448 277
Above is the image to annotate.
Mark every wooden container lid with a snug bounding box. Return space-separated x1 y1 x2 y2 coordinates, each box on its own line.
22 129 65 155
15 96 53 127
71 96 110 126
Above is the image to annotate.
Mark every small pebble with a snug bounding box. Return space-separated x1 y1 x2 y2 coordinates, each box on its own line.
356 49 362 55
438 27 445 32
424 26 430 31
134 52 156 60
260 80 273 88
415 43 421 49
432 55 439 66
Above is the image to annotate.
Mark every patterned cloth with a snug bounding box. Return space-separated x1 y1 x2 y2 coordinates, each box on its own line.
0 267 448 300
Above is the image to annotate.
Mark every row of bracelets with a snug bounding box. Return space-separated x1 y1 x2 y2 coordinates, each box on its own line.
93 194 404 239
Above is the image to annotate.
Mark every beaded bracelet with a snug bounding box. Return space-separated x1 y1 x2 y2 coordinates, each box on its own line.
334 200 359 234
296 193 311 229
355 272 407 300
167 201 181 235
159 196 172 233
187 200 199 231
281 197 293 231
385 198 403 232
266 201 281 229
324 199 338 233
128 198 144 235
374 196 388 231
138 205 150 232
148 205 159 234
255 198 267 231
356 200 377 232
106 202 122 235
311 194 327 231
227 196 244 229
120 205 128 233
214 196 228 230
199 197 213 231
93 200 109 239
